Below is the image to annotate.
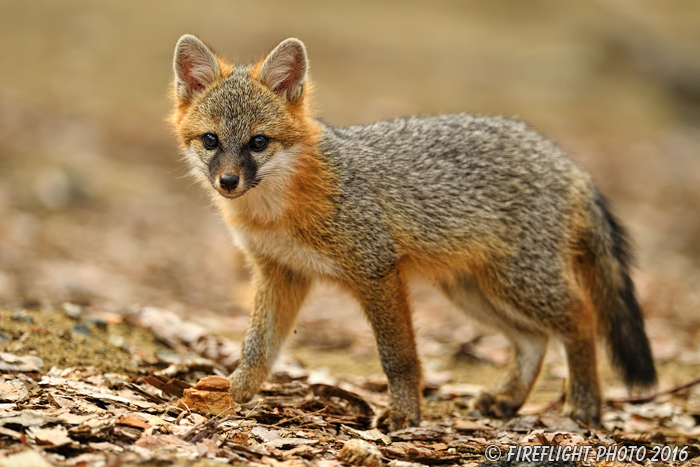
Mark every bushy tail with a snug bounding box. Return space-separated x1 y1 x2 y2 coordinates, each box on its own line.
579 191 657 392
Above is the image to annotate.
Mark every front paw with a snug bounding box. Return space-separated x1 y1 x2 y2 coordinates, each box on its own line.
471 391 520 418
373 407 420 432
227 369 262 403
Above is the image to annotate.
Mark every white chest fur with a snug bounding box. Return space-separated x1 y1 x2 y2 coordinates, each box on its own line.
234 227 342 278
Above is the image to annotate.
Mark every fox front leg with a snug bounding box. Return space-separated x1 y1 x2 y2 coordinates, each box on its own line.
228 262 310 402
354 269 422 431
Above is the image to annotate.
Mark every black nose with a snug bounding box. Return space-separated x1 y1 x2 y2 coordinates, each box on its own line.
219 173 239 192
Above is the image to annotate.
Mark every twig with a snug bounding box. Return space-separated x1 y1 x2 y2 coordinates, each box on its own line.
244 399 264 417
607 375 700 404
273 406 327 426
125 382 170 404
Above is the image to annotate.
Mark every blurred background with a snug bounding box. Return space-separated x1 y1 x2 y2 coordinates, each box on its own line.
1 1 699 391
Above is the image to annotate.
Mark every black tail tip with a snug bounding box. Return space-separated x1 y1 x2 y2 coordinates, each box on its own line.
621 359 658 394
610 319 658 393
611 274 658 392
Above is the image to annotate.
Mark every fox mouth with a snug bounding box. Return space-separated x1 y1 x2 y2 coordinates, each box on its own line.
217 190 246 199
215 177 261 199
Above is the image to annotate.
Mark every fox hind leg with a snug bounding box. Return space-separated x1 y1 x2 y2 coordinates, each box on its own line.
439 275 548 417
472 330 548 418
559 298 601 425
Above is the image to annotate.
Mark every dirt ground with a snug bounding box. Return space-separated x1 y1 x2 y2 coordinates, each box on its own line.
1 1 700 465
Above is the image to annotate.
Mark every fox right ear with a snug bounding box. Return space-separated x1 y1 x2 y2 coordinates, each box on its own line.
173 34 221 102
259 38 308 102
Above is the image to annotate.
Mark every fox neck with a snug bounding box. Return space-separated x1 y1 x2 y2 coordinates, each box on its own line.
216 124 335 233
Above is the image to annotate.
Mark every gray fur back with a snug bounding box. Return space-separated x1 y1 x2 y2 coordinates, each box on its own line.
319 114 584 258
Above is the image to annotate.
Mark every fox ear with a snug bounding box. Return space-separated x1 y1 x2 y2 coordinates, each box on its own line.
173 34 221 101
259 38 308 102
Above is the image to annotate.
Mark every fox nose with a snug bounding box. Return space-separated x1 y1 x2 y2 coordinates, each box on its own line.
219 173 239 192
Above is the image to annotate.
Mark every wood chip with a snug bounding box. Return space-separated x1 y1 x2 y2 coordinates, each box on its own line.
177 376 236 416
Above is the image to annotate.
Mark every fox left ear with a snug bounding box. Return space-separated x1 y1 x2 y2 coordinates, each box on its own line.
173 34 221 102
259 38 308 102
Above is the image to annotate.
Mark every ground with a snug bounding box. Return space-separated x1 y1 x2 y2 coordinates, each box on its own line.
1 305 699 466
1 1 700 466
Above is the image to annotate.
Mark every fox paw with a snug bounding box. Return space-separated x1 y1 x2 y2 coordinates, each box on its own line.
227 374 258 403
471 392 521 418
373 408 419 432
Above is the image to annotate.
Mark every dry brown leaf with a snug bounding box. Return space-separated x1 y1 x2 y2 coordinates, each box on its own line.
115 415 151 430
196 437 220 456
0 410 60 428
0 449 53 467
27 425 73 447
143 374 191 398
284 444 317 458
624 416 658 433
454 419 492 432
47 391 78 409
264 438 319 450
88 441 124 452
69 418 113 439
436 383 485 398
251 425 281 442
260 456 307 467
386 460 425 467
381 441 462 464
0 427 21 440
0 353 43 372
135 434 194 452
389 426 451 442
339 439 383 467
0 378 29 402
341 425 392 445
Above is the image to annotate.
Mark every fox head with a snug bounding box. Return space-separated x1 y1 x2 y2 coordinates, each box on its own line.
170 35 319 204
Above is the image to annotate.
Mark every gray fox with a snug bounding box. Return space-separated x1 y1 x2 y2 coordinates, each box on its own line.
170 35 656 430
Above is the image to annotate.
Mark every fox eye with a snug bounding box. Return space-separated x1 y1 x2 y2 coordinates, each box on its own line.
201 133 218 150
250 135 269 152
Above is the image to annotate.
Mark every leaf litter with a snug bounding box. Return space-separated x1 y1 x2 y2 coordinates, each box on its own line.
0 306 698 466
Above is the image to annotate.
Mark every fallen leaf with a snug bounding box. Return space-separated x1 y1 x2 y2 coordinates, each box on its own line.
0 410 60 428
0 378 29 402
0 449 53 467
135 434 194 452
341 425 392 445
454 419 492 432
251 426 281 442
196 438 219 457
115 415 151 430
0 353 43 372
27 425 73 447
437 383 485 398
339 439 383 467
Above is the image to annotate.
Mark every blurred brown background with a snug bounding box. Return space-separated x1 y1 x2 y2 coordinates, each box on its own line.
1 1 699 387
